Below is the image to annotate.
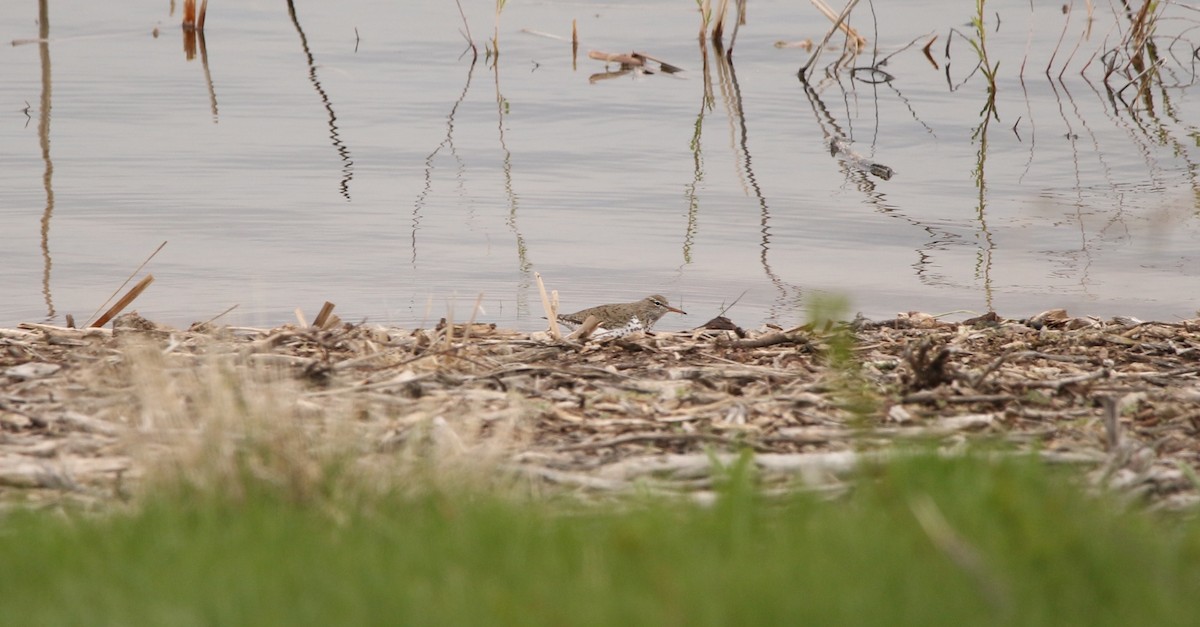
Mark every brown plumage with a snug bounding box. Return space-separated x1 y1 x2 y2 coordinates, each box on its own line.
556 294 686 331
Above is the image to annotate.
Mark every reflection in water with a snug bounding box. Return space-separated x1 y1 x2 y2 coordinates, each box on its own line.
286 0 354 200
38 0 55 320
412 58 477 265
494 59 533 316
198 31 218 122
970 87 996 313
711 42 798 320
180 16 219 122
1050 77 1102 295
801 78 966 296
681 42 715 266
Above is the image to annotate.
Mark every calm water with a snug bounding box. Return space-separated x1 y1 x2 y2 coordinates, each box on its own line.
2 0 1197 330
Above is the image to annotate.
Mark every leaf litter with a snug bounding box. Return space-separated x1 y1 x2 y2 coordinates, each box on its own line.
1 308 1198 510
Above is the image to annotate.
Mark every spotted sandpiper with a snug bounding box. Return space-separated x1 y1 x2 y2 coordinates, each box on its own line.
557 294 687 335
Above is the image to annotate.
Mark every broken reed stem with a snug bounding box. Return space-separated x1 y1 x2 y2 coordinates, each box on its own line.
587 50 644 66
91 275 154 328
197 0 208 31
183 0 196 30
534 272 561 341
84 241 168 327
313 302 336 329
566 315 601 341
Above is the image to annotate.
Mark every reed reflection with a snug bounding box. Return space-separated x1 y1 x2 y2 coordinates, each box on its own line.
493 56 533 315
286 0 354 201
178 1 218 122
710 41 800 321
37 0 55 320
412 57 477 266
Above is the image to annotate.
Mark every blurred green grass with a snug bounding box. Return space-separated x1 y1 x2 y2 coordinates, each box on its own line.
2 453 1198 626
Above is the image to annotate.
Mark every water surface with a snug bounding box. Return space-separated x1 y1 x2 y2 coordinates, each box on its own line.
2 0 1197 330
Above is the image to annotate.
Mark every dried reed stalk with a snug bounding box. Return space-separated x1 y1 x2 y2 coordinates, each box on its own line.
534 272 561 341
91 275 154 328
84 241 167 327
566 315 600 341
588 50 644 66
183 0 196 31
313 302 336 329
711 0 731 43
799 0 864 80
809 0 866 48
197 0 208 31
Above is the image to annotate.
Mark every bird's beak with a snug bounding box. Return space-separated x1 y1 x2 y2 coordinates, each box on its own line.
665 304 687 315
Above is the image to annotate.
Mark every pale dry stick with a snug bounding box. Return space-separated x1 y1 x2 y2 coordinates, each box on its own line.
195 304 239 328
587 50 644 66
566 315 601 341
91 275 155 328
718 331 809 349
12 30 147 46
553 432 745 453
799 0 864 81
1022 368 1110 391
901 391 1015 405
294 308 308 328
809 0 866 47
521 29 569 42
534 272 561 340
463 293 485 343
83 240 167 327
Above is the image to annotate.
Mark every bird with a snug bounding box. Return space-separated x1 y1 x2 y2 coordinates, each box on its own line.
556 294 687 335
